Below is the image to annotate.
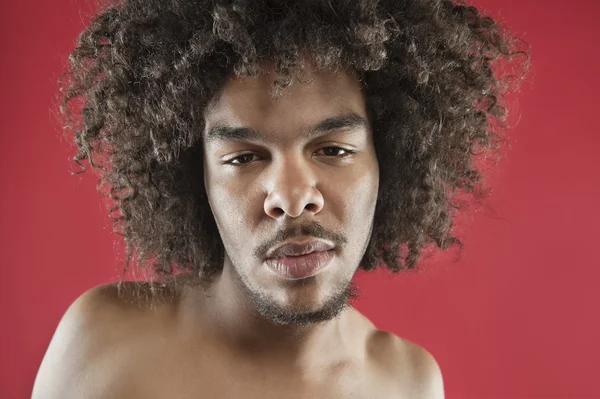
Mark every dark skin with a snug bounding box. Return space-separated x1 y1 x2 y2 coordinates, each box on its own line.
32 60 444 399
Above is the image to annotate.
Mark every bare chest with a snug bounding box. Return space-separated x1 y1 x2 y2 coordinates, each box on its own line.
113 345 402 399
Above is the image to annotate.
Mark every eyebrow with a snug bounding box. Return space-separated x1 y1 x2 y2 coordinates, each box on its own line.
204 112 369 145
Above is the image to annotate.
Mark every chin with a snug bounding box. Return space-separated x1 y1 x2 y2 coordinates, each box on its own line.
250 277 357 326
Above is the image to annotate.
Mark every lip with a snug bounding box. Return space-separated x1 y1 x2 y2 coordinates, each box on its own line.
266 240 335 259
264 249 335 279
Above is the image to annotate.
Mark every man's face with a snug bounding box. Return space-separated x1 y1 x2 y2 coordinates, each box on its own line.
202 62 379 325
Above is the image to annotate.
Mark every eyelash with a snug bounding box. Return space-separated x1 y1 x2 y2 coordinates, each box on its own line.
223 147 357 167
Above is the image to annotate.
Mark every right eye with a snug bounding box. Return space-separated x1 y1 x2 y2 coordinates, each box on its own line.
223 153 258 166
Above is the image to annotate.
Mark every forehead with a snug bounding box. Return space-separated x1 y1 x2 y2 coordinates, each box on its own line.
203 65 367 143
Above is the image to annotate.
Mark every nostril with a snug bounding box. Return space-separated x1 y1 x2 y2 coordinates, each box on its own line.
305 203 318 211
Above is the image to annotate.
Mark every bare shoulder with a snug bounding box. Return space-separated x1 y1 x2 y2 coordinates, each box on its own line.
366 329 445 399
31 281 177 399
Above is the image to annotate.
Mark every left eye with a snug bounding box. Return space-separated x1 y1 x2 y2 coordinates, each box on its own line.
224 147 356 167
319 147 351 157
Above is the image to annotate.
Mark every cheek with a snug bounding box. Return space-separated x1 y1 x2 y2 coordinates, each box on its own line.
206 178 254 240
339 166 379 215
344 174 378 254
210 186 239 225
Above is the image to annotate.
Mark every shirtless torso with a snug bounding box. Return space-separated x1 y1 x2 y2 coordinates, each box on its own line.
32 281 443 399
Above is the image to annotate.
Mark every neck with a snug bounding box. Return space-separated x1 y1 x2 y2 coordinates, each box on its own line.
179 262 352 368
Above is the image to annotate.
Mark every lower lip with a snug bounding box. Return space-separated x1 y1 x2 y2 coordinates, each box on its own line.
265 250 335 279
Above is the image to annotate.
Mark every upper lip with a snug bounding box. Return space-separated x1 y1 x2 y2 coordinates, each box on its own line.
266 240 335 259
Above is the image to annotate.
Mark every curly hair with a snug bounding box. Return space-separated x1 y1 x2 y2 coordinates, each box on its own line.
59 0 528 290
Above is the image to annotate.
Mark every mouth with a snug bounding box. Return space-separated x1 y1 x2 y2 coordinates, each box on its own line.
264 249 335 280
265 239 335 259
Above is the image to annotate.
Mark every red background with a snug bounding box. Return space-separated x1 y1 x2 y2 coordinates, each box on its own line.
2 0 599 398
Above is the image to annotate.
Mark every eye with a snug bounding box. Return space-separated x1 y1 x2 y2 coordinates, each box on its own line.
223 146 357 167
227 153 258 166
317 146 356 158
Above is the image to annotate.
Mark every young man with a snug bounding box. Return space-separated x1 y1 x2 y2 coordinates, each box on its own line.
33 0 525 397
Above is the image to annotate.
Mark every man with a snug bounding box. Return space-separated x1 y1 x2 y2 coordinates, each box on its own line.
33 0 525 397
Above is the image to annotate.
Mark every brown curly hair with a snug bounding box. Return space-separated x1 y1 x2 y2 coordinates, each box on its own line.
58 0 528 289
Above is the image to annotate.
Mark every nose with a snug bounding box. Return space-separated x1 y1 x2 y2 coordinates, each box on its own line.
263 155 324 219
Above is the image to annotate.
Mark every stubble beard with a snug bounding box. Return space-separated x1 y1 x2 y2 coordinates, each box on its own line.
236 267 360 326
